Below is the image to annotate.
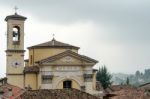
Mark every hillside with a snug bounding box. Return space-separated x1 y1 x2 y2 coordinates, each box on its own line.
111 68 150 86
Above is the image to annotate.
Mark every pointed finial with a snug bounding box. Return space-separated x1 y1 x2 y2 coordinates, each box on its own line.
52 34 55 40
52 34 55 45
14 6 18 14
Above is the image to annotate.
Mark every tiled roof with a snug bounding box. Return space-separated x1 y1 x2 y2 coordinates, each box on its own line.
36 50 98 64
28 38 80 49
105 85 150 99
0 83 24 99
139 82 150 87
24 66 39 73
5 13 27 21
21 89 99 99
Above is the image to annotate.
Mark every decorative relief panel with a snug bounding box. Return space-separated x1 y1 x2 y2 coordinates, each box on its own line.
61 56 74 63
41 71 83 76
56 66 80 71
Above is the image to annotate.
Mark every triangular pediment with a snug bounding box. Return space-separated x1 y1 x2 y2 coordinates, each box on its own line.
36 50 98 66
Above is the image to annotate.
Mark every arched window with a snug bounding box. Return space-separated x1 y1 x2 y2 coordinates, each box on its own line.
12 26 20 42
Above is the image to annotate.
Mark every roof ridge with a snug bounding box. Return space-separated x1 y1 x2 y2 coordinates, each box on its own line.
28 39 79 49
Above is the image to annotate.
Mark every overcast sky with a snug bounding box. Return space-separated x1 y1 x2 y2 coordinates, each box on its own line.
0 0 150 77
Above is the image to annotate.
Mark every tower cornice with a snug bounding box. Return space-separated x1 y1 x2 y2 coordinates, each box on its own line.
5 13 27 21
5 50 25 53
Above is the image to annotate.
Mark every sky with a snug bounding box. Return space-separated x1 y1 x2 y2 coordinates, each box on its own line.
0 0 150 77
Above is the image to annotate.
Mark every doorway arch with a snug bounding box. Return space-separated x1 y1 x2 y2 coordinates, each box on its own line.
56 78 81 90
63 80 72 88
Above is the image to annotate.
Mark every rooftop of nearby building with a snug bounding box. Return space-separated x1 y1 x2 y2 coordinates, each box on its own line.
139 82 150 87
105 85 150 99
0 83 24 99
24 65 39 73
20 89 99 99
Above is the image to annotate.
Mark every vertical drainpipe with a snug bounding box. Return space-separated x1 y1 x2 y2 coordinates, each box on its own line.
23 72 26 88
33 48 35 65
36 73 38 89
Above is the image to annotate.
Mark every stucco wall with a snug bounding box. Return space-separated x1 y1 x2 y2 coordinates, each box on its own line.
93 72 97 90
7 75 24 88
25 74 37 90
29 48 78 66
6 52 24 74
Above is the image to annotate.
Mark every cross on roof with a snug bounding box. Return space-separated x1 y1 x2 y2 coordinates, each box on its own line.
53 34 55 38
14 6 18 14
52 33 56 41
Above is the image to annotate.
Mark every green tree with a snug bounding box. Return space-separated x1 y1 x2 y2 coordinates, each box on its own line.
96 65 112 89
126 77 130 85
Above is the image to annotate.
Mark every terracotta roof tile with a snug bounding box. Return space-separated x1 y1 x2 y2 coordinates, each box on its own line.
21 89 99 99
0 84 24 99
105 85 150 99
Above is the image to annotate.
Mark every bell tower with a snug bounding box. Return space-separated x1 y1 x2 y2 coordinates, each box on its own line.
5 12 27 88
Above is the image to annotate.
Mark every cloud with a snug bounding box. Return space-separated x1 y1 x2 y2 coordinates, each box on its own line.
0 0 150 74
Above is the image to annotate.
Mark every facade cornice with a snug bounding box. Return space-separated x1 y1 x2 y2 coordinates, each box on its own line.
36 50 98 64
38 63 95 66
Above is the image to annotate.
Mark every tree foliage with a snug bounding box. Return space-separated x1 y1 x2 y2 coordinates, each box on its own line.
126 77 130 85
96 65 112 89
112 69 150 86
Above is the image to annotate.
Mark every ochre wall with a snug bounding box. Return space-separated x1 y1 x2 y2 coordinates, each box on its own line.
6 52 24 74
25 74 37 90
7 75 24 88
25 48 97 93
28 48 78 66
25 60 29 67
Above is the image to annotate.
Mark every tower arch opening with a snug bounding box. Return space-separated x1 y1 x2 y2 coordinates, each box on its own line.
12 26 20 43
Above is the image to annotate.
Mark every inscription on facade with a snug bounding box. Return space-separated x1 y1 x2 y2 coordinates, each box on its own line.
56 66 80 71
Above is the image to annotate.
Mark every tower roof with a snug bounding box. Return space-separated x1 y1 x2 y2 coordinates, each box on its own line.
28 39 80 50
5 13 27 21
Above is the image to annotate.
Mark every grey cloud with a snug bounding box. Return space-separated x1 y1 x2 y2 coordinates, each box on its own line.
1 0 150 73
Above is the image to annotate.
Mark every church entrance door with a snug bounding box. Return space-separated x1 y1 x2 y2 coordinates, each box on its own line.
63 80 72 88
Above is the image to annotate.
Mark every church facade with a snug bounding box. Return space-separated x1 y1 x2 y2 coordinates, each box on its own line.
5 13 99 94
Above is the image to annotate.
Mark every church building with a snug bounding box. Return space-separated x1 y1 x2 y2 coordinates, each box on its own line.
5 12 99 94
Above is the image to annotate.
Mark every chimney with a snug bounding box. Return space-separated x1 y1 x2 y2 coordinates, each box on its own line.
7 88 13 97
0 77 7 86
0 89 4 98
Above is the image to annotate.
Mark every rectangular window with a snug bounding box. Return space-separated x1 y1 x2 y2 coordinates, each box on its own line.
42 75 53 84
